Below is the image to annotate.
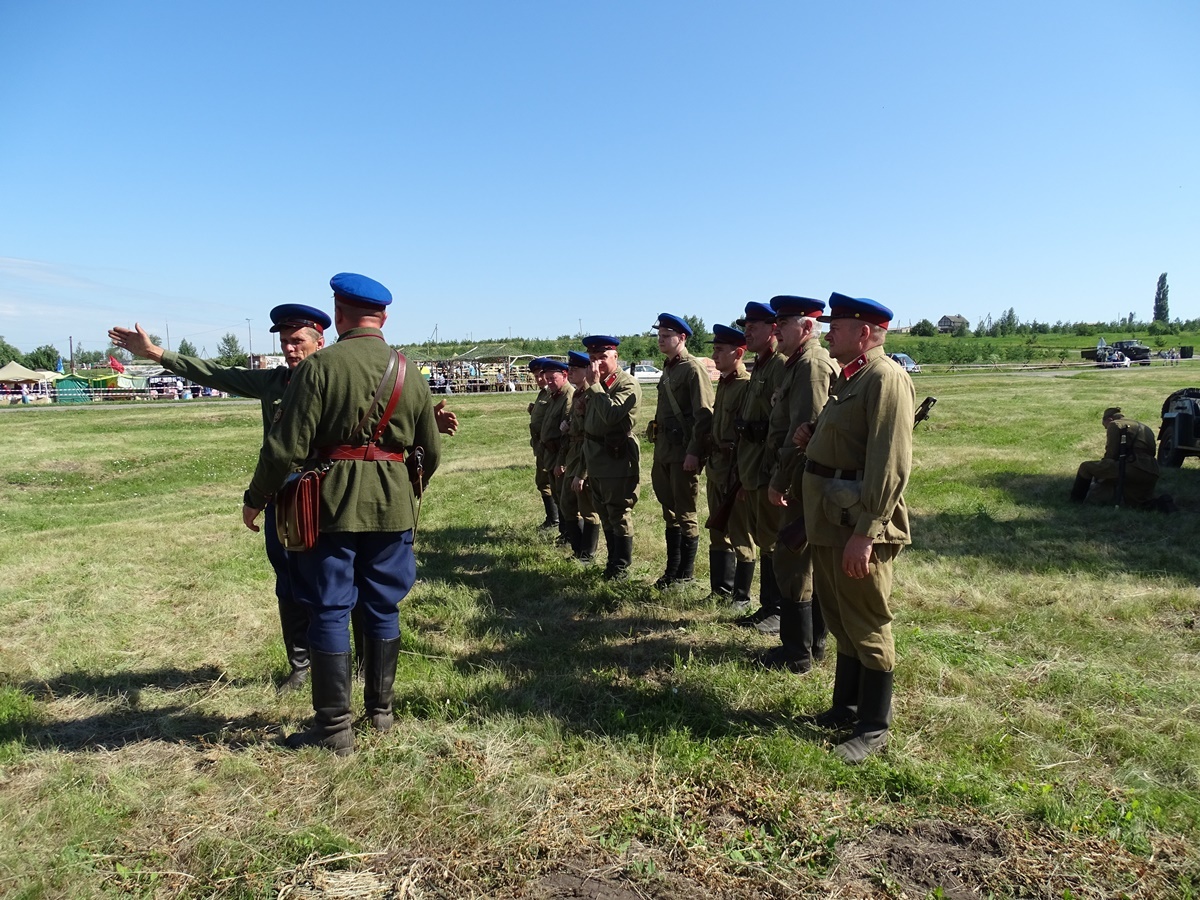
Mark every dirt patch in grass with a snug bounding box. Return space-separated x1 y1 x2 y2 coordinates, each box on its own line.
832 818 1194 899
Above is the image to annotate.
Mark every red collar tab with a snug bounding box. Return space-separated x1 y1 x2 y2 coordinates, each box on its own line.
603 372 618 389
842 354 869 379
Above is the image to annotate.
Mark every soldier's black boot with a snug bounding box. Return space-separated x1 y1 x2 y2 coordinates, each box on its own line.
578 520 600 562
654 527 682 588
351 602 366 680
833 666 893 765
803 653 861 729
811 596 827 662
276 598 310 694
708 549 736 601
606 534 634 581
737 556 781 632
563 516 584 557
601 530 617 579
539 494 559 529
1069 475 1090 502
363 637 400 732
730 559 756 613
760 600 816 674
285 650 354 756
676 534 699 585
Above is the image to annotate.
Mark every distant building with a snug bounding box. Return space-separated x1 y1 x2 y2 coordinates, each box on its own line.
938 314 969 334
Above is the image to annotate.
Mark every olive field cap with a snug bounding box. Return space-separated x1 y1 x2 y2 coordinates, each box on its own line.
770 296 825 318
653 313 692 337
567 350 590 368
817 293 893 328
710 324 747 346
742 301 777 323
542 358 569 372
269 304 332 334
582 335 620 351
330 272 392 308
1103 407 1124 419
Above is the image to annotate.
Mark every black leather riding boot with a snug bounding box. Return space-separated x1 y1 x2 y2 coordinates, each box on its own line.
730 559 756 612
805 653 861 729
363 637 401 731
276 597 310 694
708 548 735 599
563 516 584 556
540 494 559 528
654 528 682 588
1069 475 1090 502
834 667 894 764
675 534 699 584
285 650 354 756
579 520 600 562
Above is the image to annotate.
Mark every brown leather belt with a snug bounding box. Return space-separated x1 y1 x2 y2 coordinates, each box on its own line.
805 460 859 480
318 444 406 462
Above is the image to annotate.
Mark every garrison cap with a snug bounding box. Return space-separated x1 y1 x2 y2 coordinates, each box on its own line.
330 272 392 308
710 324 747 346
582 334 620 351
269 303 331 334
567 350 590 368
818 293 893 329
653 312 692 337
742 301 777 323
1103 407 1124 420
770 296 825 318
542 358 569 372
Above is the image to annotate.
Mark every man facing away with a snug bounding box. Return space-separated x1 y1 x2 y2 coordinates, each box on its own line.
242 273 441 756
796 293 913 764
648 313 714 589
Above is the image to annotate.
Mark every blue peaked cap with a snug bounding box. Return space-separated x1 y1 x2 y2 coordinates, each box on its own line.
330 272 392 308
582 335 620 350
567 350 590 367
269 303 331 333
710 324 746 346
653 312 692 337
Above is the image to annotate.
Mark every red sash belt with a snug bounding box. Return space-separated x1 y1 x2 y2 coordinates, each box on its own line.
318 444 406 462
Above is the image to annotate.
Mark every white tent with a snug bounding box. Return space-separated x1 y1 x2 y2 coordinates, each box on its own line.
0 361 43 383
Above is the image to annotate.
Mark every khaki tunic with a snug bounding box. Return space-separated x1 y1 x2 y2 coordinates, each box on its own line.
737 348 787 552
583 368 642 534
705 362 753 559
561 387 598 523
247 327 442 534
1078 417 1159 505
650 348 715 535
529 387 552 495
540 384 574 508
801 344 913 671
768 338 839 601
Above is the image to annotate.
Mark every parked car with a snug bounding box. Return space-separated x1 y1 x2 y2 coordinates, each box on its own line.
888 352 921 374
632 364 662 384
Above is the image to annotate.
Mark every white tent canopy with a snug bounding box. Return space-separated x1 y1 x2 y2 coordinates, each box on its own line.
0 361 44 383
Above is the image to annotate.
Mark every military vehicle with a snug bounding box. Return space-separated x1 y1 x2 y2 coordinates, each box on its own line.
1157 388 1200 466
1081 338 1152 366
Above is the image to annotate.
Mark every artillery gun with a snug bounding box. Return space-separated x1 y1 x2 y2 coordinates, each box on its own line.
1157 388 1200 467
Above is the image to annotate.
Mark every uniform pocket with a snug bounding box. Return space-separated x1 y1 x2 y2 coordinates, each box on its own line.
822 478 862 528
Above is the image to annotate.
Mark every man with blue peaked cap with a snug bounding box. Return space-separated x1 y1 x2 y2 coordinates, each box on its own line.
242 272 442 756
581 334 642 579
648 313 714 589
561 351 602 561
110 304 333 694
732 301 788 630
760 296 839 671
539 358 575 547
795 293 913 764
527 358 558 530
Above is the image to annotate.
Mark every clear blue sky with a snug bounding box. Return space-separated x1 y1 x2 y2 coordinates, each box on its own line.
2 1 1196 358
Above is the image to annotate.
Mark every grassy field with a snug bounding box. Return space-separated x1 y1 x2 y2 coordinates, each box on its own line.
2 364 1199 899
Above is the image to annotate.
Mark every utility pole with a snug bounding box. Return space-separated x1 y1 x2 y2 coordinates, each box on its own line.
69 336 75 374
246 318 253 369
165 322 171 352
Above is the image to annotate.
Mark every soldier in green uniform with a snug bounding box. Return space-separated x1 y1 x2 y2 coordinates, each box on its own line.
242 273 442 756
540 359 574 545
1070 407 1161 507
110 306 330 694
733 301 787 631
110 310 457 694
581 335 642 580
760 296 839 670
797 293 913 764
648 313 715 588
704 325 755 604
527 359 558 531
561 351 601 561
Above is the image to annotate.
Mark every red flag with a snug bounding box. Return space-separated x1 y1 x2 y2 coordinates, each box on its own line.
108 355 126 373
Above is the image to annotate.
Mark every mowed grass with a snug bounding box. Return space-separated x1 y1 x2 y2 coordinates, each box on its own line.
1 367 1199 899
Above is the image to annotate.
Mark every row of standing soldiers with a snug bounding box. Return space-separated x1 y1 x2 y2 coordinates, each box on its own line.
527 294 914 764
